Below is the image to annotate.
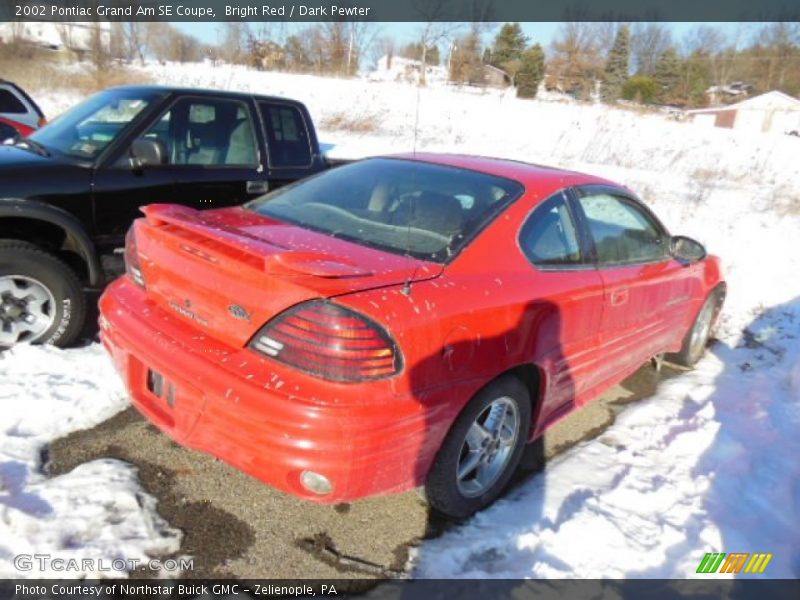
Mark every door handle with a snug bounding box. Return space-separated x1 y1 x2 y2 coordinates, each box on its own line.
610 287 629 306
246 180 270 194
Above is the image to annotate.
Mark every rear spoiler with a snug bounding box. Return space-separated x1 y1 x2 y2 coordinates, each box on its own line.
139 204 371 278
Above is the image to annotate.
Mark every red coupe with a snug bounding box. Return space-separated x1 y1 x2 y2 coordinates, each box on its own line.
99 154 725 518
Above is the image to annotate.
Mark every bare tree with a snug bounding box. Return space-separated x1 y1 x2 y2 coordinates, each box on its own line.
145 22 171 63
321 22 348 74
373 35 396 70
412 0 462 85
591 22 623 59
449 25 484 85
55 23 81 58
219 22 250 64
631 22 672 75
755 22 800 89
122 22 148 65
549 21 603 98
88 23 112 82
346 22 378 75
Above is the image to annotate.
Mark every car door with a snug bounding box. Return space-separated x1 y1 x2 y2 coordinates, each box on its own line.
518 191 605 420
570 185 690 385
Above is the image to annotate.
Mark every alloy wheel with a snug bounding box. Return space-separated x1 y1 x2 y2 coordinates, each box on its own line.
0 275 56 346
456 396 521 498
689 298 715 359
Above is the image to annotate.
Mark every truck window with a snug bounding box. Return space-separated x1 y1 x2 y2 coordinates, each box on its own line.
258 102 312 168
142 97 258 167
0 89 27 113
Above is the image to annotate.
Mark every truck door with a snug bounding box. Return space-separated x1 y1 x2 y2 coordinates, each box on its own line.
157 95 267 208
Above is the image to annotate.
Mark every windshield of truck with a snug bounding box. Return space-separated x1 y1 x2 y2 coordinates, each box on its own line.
29 89 161 160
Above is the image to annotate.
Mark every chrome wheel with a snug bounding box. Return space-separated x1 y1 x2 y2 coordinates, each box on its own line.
456 396 520 498
0 275 56 346
688 298 715 359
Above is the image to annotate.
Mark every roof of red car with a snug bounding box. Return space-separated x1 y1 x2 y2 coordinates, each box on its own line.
388 152 617 191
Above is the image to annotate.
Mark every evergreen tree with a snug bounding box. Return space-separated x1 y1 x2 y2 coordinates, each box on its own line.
602 25 630 102
516 44 546 98
491 23 528 69
622 75 659 104
682 50 713 108
653 47 682 104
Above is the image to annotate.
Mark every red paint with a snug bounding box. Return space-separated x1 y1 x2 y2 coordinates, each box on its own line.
99 154 725 503
0 116 34 137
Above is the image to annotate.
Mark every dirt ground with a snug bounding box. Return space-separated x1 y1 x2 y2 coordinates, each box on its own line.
47 362 678 583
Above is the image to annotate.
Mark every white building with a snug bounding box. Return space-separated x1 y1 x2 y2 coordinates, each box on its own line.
687 91 800 135
368 55 449 85
0 21 109 53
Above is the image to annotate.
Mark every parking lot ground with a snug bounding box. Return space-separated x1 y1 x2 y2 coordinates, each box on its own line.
47 362 679 581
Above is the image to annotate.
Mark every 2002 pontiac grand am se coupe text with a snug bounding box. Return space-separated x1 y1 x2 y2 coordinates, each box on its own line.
98 154 726 518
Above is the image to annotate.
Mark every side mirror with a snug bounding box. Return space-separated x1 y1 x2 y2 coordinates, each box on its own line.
670 235 706 265
130 138 166 169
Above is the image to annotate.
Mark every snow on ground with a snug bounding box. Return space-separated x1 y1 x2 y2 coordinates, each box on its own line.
15 61 800 578
0 345 181 578
412 303 800 577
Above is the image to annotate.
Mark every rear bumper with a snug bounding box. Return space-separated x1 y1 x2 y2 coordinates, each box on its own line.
99 278 449 503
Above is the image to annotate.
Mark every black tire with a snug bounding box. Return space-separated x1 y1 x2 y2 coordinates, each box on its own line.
666 291 722 367
424 375 532 519
0 239 86 349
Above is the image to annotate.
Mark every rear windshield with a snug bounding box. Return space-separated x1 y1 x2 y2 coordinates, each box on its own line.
246 158 524 263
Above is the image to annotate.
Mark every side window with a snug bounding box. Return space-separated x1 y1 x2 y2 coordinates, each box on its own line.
141 98 258 167
577 192 667 266
0 89 27 113
259 102 312 168
519 193 583 267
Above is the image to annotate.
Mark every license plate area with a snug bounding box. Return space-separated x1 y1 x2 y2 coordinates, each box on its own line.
146 368 175 407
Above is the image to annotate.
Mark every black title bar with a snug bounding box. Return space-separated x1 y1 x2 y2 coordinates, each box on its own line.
2 0 800 22
3 579 800 600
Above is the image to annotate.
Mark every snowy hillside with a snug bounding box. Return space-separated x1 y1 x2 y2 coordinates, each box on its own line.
6 61 800 578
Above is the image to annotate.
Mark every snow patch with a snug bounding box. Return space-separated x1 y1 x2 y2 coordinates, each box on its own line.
0 345 181 578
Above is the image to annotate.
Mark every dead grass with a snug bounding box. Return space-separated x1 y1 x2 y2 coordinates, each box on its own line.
689 167 721 205
0 43 152 97
319 111 382 134
769 183 800 217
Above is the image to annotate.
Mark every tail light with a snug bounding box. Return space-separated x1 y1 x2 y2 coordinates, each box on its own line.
249 301 401 382
124 226 146 288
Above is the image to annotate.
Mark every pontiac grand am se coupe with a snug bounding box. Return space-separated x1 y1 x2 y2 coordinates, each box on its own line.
99 154 726 518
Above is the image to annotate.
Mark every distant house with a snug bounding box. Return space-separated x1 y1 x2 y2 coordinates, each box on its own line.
706 81 754 105
687 91 800 135
0 21 110 55
481 65 511 88
368 55 448 85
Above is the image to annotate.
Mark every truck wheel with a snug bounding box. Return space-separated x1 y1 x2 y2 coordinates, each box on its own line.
0 240 86 349
666 292 722 368
424 375 531 519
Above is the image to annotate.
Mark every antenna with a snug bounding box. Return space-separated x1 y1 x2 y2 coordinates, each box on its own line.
402 81 424 296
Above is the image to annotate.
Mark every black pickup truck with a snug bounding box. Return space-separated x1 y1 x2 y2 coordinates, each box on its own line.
0 85 335 348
